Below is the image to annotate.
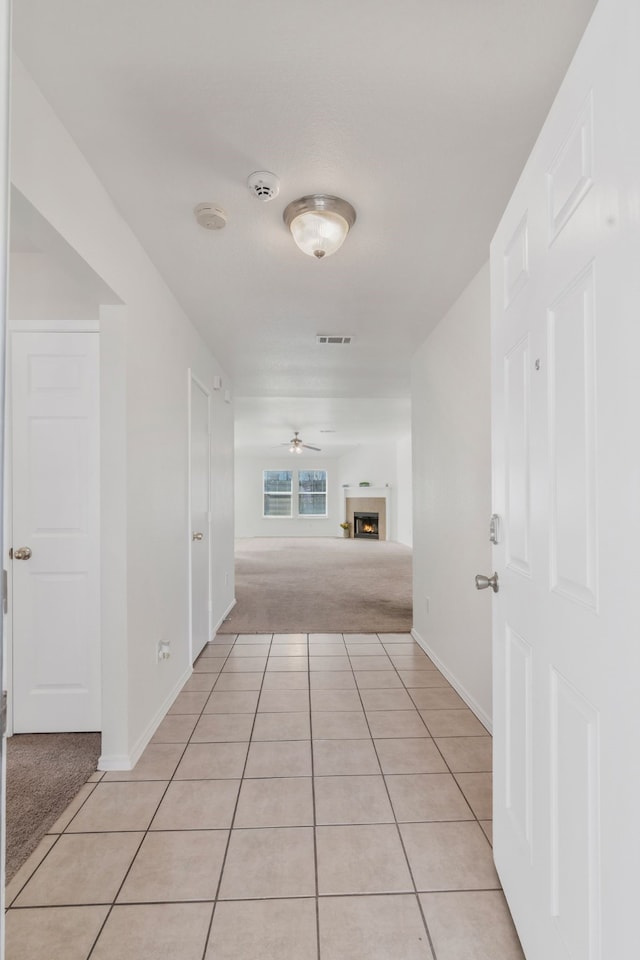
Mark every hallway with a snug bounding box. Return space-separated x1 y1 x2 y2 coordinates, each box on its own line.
4 633 523 959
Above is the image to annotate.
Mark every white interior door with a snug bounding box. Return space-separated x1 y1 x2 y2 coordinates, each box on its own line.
11 332 100 732
189 373 211 659
490 1 640 957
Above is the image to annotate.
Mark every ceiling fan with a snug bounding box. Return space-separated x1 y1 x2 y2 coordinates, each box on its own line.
282 431 321 454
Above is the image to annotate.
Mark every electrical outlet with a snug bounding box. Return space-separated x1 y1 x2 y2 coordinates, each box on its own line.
157 640 170 662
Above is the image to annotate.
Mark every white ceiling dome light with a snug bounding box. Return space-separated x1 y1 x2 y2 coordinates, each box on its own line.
283 195 356 259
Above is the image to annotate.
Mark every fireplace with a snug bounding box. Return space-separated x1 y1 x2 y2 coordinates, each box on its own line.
344 488 388 541
354 512 379 540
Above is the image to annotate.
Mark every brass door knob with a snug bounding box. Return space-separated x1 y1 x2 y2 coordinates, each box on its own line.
192 532 204 541
13 547 32 560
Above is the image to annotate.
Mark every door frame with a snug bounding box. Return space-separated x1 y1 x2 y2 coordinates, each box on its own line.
0 0 10 925
187 369 212 663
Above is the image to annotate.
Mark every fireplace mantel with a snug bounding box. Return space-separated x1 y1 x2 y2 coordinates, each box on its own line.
342 485 390 499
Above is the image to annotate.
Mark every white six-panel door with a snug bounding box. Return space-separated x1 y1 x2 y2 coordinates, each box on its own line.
11 332 100 732
490 0 640 957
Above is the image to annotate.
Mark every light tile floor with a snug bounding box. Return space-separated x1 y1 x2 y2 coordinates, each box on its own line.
5 633 524 960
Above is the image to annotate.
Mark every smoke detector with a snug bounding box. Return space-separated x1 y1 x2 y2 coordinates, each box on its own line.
247 171 280 202
194 203 227 230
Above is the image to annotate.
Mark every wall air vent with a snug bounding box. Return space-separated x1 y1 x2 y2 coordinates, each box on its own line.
316 335 353 345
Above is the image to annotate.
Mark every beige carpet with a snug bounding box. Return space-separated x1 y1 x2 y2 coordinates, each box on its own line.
6 732 101 881
219 537 413 634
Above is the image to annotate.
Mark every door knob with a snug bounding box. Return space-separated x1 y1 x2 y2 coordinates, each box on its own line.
13 547 32 560
192 532 204 541
475 572 499 593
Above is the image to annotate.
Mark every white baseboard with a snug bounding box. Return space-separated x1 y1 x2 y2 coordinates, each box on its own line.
213 597 236 635
99 598 238 771
410 627 493 734
98 663 192 771
97 754 135 771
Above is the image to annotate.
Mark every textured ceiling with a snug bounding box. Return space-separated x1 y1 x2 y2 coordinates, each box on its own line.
12 0 597 448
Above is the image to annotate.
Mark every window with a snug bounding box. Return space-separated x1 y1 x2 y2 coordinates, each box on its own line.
263 470 292 517
298 469 327 516
263 469 328 518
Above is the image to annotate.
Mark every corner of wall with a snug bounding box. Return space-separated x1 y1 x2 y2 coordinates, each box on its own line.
99 305 129 763
410 262 492 722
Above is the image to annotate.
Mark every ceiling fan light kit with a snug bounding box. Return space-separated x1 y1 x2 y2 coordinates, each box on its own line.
283 431 321 453
283 194 356 259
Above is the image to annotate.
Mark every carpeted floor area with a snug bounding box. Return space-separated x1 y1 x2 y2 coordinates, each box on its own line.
219 537 413 634
5 732 101 881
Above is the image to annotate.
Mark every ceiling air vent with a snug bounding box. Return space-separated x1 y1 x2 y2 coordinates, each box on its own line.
316 335 353 345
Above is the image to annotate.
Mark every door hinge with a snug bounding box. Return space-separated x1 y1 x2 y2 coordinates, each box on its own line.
1 691 7 737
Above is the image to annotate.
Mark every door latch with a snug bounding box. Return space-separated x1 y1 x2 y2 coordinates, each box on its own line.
489 514 500 545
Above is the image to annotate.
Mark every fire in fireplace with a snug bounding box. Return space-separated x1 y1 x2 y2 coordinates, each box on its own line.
354 512 379 540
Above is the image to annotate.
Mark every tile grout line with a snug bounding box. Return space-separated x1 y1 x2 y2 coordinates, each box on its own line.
4 833 64 909
5 775 102 908
308 632 323 960
5 885 507 913
199 633 274 960
83 635 242 960
347 633 441 960
388 638 494 843
382 635 497 917
384 641 493 842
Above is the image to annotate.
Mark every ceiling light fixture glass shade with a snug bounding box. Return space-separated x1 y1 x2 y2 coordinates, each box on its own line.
283 195 356 259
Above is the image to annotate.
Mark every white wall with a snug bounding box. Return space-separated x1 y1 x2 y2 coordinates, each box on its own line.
395 435 413 547
235 455 342 538
338 441 397 491
10 59 236 767
9 253 99 328
411 263 492 727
